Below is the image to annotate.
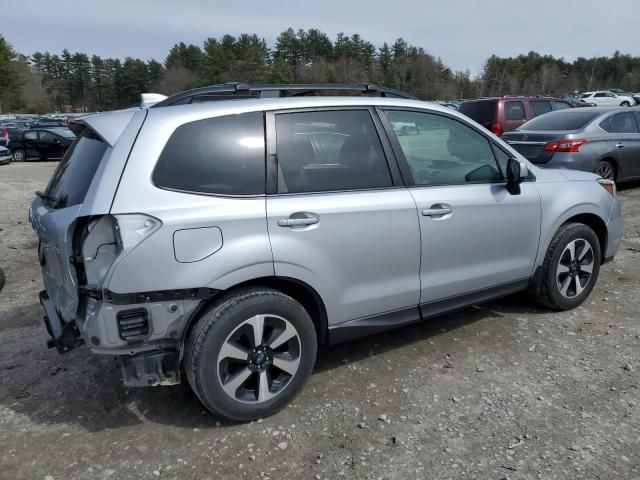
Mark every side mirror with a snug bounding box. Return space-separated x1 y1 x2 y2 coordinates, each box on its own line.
506 158 527 195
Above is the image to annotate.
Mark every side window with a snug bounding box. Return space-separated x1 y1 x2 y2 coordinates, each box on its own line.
275 110 391 193
530 101 552 117
595 93 607 98
608 112 639 134
39 131 56 142
153 112 266 195
551 101 571 111
492 144 511 175
385 110 502 186
504 101 525 120
25 131 38 140
606 92 616 98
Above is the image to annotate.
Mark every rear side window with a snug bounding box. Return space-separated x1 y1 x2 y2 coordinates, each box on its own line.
520 111 599 131
45 128 108 209
458 101 497 125
504 101 525 120
24 131 37 140
602 112 639 133
275 110 391 193
530 101 552 117
153 112 266 195
551 101 571 111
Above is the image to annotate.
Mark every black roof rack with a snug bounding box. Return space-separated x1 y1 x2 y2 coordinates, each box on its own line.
151 82 415 107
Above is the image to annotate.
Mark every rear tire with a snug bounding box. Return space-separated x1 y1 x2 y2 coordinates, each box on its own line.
532 223 601 310
184 287 317 422
595 160 615 181
12 149 25 162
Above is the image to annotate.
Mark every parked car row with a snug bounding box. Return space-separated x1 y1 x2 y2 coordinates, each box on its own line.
0 119 76 162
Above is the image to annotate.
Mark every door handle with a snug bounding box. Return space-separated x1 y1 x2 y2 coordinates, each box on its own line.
277 216 319 227
422 205 453 217
615 143 625 149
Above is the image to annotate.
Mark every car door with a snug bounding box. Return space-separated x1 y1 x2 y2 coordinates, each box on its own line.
22 130 40 158
605 111 640 179
38 131 63 159
379 108 541 312
266 108 421 328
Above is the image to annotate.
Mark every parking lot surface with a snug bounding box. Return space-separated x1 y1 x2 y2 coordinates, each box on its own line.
1 162 639 480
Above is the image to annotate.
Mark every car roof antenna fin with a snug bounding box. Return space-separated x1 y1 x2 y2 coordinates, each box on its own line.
140 93 168 108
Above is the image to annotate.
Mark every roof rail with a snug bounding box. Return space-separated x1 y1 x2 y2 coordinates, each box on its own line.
151 82 415 107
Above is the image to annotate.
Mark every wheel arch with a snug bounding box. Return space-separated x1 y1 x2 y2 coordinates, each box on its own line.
562 213 608 263
181 276 329 356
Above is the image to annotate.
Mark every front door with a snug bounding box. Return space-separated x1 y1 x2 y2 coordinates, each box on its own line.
380 108 541 311
266 108 421 327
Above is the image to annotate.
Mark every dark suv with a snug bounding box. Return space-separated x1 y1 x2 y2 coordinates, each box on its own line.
458 97 573 136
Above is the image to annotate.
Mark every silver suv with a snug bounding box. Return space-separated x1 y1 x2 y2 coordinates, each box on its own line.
30 83 622 421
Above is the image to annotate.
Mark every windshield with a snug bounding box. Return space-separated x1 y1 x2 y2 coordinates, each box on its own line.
45 128 108 209
518 111 600 131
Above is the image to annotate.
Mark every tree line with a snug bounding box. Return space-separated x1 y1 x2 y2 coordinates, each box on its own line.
1 29 640 113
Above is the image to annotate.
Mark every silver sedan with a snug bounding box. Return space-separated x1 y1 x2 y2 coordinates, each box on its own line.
502 107 640 182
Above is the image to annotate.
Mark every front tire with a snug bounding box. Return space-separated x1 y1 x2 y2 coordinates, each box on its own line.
12 149 26 162
184 287 317 421
620 101 631 107
532 223 601 310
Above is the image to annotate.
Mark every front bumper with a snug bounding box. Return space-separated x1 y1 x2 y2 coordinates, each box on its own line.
605 197 623 261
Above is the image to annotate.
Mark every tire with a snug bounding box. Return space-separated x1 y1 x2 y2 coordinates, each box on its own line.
532 223 601 310
0 268 4 292
12 149 26 162
620 101 631 107
595 160 616 181
184 287 317 421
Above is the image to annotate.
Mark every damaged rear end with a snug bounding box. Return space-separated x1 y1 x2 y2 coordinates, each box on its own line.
30 108 189 385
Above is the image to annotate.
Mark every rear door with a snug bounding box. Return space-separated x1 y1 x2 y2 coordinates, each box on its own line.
22 130 40 158
604 111 640 178
379 108 541 308
31 128 109 321
266 108 421 327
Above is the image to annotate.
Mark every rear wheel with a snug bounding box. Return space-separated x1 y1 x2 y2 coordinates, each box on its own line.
12 149 25 162
595 160 615 181
532 223 601 310
184 287 317 421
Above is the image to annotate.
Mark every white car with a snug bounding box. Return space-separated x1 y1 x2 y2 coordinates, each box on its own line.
581 91 635 107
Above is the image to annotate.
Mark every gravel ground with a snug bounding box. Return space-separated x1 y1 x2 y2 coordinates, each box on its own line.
0 162 639 480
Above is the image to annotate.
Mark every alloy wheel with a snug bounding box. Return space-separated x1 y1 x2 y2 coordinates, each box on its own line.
556 238 595 298
596 162 614 180
216 314 301 403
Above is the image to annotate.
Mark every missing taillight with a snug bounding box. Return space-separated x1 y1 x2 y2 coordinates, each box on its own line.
544 139 587 153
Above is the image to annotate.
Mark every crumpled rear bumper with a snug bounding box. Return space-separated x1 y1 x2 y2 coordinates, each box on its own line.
39 290 83 353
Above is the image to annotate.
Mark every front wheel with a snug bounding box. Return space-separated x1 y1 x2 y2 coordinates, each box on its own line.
184 287 317 421
12 149 26 162
620 101 631 107
532 223 601 310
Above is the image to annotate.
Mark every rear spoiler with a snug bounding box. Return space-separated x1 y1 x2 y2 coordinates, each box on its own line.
140 93 168 108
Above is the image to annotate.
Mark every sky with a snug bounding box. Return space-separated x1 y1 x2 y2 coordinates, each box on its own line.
2 0 639 74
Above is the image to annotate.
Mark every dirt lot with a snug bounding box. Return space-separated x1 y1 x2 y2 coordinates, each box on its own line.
0 162 639 480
